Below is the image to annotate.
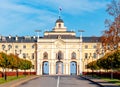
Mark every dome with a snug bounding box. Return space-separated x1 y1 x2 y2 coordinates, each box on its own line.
56 18 64 23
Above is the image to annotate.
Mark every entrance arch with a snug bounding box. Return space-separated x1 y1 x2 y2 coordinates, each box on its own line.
56 61 63 75
70 61 77 75
42 61 49 75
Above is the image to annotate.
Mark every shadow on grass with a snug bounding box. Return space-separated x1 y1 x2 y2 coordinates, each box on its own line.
0 75 26 84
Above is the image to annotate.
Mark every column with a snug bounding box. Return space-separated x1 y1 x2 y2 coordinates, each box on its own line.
66 63 69 75
49 62 51 75
79 30 84 75
37 51 40 75
51 61 55 75
40 63 42 75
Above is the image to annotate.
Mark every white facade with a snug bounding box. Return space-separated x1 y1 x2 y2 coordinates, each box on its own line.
36 18 83 75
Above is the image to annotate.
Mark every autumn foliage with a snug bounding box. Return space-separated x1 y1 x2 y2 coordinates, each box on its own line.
0 52 32 70
87 50 120 70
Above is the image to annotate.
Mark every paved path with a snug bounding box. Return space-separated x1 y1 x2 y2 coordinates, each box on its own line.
81 76 120 87
0 76 39 87
18 75 100 87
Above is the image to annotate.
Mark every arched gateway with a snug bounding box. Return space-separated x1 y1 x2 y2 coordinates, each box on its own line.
36 18 83 75
56 61 63 74
42 61 49 75
70 61 77 75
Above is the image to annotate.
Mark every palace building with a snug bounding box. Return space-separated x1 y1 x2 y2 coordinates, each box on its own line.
0 18 103 75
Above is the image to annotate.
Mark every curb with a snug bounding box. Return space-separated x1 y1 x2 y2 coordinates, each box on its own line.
80 76 104 87
0 75 40 87
80 76 120 87
12 76 40 87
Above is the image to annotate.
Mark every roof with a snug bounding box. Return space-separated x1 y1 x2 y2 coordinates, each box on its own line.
0 36 101 43
43 35 101 42
56 18 64 23
82 37 101 42
0 36 37 43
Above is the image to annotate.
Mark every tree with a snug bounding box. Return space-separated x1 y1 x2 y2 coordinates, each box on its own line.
19 59 32 76
87 61 99 70
101 0 120 51
0 52 10 80
8 54 19 77
8 54 17 70
112 50 120 69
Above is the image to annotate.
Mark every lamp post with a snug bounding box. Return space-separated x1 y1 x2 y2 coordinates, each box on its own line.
88 53 93 76
86 56 90 76
82 59 85 75
15 49 21 78
27 54 32 75
78 30 84 75
35 30 41 40
110 49 113 79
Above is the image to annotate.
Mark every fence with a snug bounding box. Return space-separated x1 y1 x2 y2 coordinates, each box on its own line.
0 71 36 78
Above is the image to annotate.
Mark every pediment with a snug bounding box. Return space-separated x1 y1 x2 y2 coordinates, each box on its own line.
54 39 65 48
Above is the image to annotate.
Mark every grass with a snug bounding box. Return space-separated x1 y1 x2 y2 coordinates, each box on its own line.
102 78 120 86
89 75 120 86
0 75 26 84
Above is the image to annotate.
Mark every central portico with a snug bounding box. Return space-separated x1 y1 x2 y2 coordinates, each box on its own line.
36 18 82 75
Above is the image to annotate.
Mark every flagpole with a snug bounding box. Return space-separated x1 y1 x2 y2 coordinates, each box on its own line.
59 7 62 19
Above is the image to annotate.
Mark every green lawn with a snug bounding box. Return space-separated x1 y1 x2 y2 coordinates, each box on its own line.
91 75 120 86
102 78 120 86
0 75 26 84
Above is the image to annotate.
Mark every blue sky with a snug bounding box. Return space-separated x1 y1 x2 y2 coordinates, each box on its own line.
0 0 112 37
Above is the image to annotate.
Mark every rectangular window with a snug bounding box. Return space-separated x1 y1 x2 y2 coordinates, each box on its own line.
93 53 96 58
85 53 88 59
32 53 34 59
32 65 34 69
23 45 26 49
32 45 34 49
93 45 96 49
23 53 26 58
85 45 88 49
15 45 18 48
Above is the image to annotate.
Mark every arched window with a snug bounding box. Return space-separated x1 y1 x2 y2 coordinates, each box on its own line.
58 23 61 28
71 52 76 59
2 45 5 50
57 51 63 60
43 52 48 59
8 45 12 50
32 44 34 49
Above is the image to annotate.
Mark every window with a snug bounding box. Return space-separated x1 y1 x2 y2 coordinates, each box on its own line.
32 65 34 69
85 45 88 49
93 45 96 49
71 52 76 59
23 45 26 49
32 45 34 49
85 53 88 59
101 50 104 57
15 45 18 48
93 53 96 58
43 52 48 59
58 23 61 28
57 51 63 60
8 45 12 50
32 53 34 59
2 45 5 50
23 53 26 58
